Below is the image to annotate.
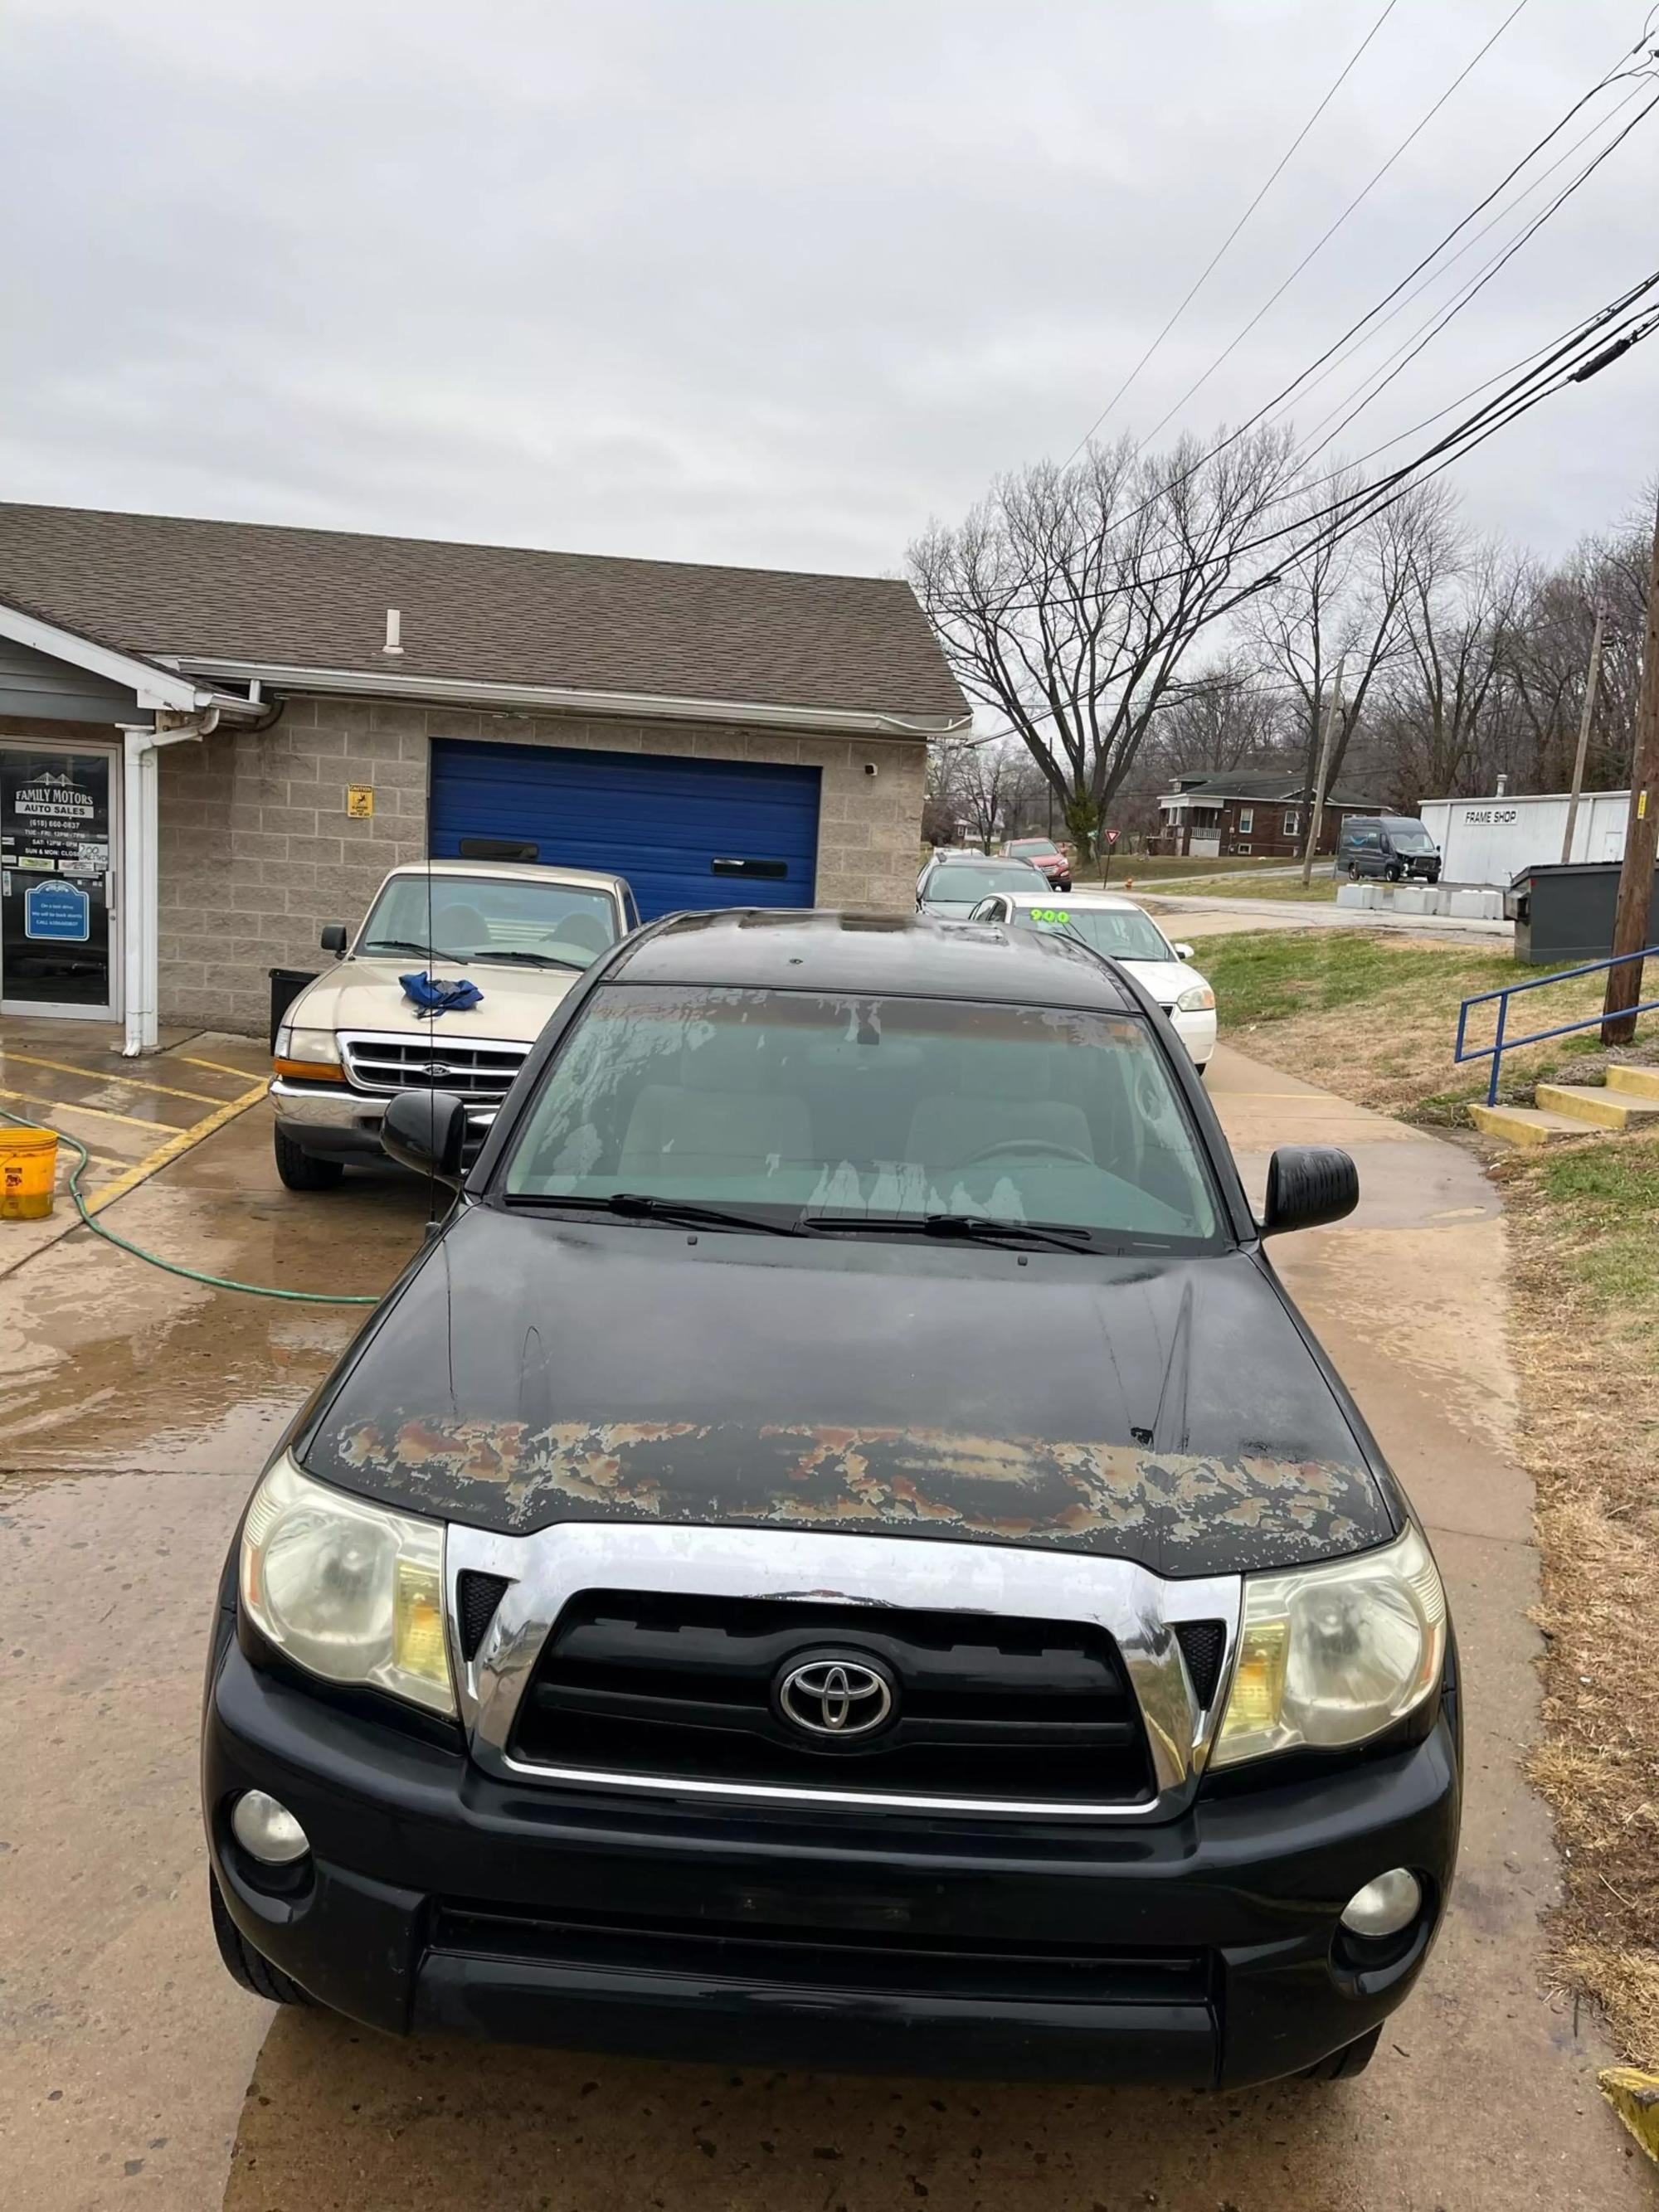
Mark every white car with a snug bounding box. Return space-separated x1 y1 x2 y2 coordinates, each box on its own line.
270 858 638 1189
966 887 1218 1073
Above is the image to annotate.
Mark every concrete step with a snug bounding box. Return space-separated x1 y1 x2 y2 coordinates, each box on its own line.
1534 1081 1659 1132
1606 1063 1659 1100
1467 1101 1590 1146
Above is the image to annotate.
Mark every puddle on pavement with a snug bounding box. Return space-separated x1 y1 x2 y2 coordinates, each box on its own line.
0 1112 428 1475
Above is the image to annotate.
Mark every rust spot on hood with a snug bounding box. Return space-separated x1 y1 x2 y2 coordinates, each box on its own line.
315 1415 1391 1573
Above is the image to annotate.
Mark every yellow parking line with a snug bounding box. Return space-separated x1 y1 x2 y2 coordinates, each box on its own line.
0 1051 228 1106
0 1083 178 1132
179 1053 270 1082
81 1085 269 1217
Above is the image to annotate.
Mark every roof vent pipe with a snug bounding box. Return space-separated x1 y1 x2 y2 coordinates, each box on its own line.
382 608 404 656
1495 773 1508 798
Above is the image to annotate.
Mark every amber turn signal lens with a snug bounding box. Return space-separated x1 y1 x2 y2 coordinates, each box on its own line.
273 1057 345 1083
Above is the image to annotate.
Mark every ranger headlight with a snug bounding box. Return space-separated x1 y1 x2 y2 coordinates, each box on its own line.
239 1457 454 1716
1211 1525 1446 1767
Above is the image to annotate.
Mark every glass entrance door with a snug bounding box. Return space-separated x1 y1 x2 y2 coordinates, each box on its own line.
0 746 117 1017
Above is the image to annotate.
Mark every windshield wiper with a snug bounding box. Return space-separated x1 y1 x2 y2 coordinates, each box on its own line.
360 938 470 962
473 948 583 970
505 1191 808 1237
802 1211 1094 1252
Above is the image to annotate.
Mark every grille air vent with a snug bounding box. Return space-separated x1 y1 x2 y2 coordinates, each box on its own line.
457 1570 513 1660
1174 1620 1227 1710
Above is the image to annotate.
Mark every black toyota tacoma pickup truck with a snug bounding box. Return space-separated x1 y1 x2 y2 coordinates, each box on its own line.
202 912 1458 2088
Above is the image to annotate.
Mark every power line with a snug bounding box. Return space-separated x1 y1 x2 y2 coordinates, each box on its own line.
1030 17 1655 569
1063 0 1403 464
1285 88 1659 469
1257 74 1655 453
1130 0 1536 453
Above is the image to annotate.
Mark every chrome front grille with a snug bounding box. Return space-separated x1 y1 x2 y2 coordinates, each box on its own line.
450 1522 1241 1820
338 1030 528 1103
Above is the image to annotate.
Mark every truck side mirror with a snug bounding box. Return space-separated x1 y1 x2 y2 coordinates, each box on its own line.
1173 942 1195 961
381 1091 469 1187
1261 1145 1359 1236
320 923 348 955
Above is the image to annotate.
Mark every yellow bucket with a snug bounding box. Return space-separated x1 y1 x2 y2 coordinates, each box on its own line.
0 1123 59 1221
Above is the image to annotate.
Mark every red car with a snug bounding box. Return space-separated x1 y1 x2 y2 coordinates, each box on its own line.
1000 837 1072 890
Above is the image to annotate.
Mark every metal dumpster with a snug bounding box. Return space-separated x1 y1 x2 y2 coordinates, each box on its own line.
1506 860 1659 965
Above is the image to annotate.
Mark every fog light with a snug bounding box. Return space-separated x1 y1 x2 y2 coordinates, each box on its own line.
1340 1868 1422 1938
231 1790 310 1866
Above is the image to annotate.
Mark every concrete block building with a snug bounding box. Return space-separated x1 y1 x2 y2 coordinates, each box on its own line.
0 504 966 1047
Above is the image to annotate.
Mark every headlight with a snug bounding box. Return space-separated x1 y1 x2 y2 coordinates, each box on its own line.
240 1458 455 1716
274 1023 342 1068
1175 984 1216 1013
1211 1524 1446 1767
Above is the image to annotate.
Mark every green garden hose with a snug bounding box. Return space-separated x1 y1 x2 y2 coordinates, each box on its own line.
0 1105 381 1305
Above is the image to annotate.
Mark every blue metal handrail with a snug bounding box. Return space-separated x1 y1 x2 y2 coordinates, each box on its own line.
1455 943 1659 1107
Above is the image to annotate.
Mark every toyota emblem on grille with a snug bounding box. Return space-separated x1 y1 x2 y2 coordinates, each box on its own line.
777 1653 894 1738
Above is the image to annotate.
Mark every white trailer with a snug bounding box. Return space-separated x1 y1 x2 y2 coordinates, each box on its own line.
1418 789 1630 887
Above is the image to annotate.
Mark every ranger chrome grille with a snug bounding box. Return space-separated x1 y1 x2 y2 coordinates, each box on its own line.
338 1030 528 1103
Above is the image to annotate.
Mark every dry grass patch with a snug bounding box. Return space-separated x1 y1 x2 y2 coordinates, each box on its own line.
1200 927 1658 1119
1496 1131 1659 2068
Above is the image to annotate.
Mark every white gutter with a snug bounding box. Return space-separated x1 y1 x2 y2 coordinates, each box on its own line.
179 657 970 740
119 710 220 1057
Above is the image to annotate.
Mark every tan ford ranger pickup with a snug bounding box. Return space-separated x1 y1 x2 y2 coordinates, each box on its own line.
270 858 638 1190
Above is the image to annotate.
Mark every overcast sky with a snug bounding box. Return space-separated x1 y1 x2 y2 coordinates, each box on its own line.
3 0 1654 580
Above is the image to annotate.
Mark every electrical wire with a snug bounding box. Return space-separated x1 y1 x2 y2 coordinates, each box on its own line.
934 270 1659 630
1130 0 1536 453
0 1105 380 1304
1258 75 1656 452
1064 0 1403 463
1284 87 1659 468
1039 18 1657 557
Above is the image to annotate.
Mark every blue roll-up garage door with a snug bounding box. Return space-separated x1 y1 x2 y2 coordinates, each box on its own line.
429 739 821 921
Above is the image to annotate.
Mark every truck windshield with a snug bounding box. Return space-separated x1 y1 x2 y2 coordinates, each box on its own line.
1387 824 1436 853
504 985 1221 1248
358 875 620 970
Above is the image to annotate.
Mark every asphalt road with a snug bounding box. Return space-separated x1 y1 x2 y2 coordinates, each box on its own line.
0 1061 1647 2211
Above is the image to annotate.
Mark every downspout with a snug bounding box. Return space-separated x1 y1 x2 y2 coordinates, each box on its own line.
119 708 220 1057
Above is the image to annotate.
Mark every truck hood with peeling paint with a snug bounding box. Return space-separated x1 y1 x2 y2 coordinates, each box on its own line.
298 1207 1396 1577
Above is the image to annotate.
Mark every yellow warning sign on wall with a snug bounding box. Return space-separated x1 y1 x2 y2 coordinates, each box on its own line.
346 785 374 819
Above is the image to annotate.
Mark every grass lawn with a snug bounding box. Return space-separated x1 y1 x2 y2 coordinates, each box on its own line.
1201 927 1658 1119
1142 871 1340 902
1496 1132 1659 2066
1112 854 1291 883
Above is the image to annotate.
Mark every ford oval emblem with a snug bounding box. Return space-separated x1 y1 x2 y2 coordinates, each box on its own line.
777 1653 894 1738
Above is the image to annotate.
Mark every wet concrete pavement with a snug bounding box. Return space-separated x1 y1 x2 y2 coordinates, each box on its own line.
1 1067 1650 2210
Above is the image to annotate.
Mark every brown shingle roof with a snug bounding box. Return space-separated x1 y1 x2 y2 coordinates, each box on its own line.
0 503 966 723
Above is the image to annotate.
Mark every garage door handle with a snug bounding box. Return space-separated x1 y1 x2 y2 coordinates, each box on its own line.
711 857 789 879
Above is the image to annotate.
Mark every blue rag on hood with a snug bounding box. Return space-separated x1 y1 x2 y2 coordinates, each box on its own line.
399 971 484 1014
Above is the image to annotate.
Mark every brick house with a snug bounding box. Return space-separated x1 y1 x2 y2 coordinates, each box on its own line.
1154 771 1384 861
0 504 966 1048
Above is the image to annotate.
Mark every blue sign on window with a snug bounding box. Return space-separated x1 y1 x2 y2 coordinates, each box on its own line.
23 878 90 943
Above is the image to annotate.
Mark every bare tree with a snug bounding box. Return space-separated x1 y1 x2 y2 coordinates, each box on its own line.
955 741 1019 852
1379 532 1529 805
1244 474 1437 803
1145 650 1293 779
908 425 1296 864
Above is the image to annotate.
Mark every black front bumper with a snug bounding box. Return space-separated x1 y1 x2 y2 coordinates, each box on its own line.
204 1635 1458 2089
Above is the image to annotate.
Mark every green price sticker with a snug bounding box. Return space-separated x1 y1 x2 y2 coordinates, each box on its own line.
1031 907 1071 924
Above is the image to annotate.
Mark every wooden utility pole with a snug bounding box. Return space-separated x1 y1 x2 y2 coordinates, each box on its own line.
1300 655 1346 887
1601 496 1659 1044
1559 606 1605 864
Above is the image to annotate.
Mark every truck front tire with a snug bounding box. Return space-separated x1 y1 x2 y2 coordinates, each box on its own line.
274 1126 345 1191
